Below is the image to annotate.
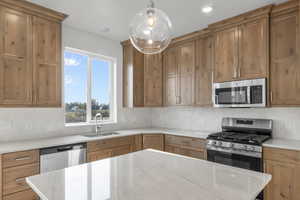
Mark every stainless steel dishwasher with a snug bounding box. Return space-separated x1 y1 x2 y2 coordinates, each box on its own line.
40 143 86 173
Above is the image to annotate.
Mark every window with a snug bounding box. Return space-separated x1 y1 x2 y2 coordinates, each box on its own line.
64 48 116 125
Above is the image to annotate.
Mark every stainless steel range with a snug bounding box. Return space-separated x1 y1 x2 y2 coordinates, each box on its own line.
206 117 273 200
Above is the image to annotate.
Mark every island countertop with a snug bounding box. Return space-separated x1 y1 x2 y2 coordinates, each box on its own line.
26 150 271 200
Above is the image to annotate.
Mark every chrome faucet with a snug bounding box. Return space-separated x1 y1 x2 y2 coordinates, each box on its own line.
95 113 103 136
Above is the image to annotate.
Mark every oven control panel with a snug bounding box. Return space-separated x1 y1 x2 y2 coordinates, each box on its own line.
206 140 262 158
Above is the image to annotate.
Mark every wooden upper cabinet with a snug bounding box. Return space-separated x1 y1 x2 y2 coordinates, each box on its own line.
0 8 33 105
238 18 269 79
0 1 66 107
211 5 271 83
213 27 239 83
177 41 195 105
122 42 144 107
195 32 213 106
270 1 300 106
144 54 163 107
163 40 196 106
163 47 178 106
33 17 61 107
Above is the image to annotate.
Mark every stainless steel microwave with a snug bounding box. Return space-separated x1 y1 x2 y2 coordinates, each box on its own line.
213 78 266 108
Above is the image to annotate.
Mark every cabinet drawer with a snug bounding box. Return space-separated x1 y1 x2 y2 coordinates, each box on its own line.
3 189 39 200
87 150 112 162
87 136 134 153
111 145 133 157
142 134 164 151
165 135 206 150
165 145 206 160
87 145 133 162
3 163 40 195
3 150 39 169
263 147 300 164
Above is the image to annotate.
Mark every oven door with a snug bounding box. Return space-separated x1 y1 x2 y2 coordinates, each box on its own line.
207 149 262 172
207 149 263 200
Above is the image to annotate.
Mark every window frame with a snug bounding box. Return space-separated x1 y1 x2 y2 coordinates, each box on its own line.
64 47 117 126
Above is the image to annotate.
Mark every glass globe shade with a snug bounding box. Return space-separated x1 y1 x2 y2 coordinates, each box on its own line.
129 5 172 55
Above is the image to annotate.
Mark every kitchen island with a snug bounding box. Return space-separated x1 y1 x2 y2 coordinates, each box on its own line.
26 149 271 200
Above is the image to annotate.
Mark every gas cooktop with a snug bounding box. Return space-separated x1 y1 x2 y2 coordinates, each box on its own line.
207 131 271 145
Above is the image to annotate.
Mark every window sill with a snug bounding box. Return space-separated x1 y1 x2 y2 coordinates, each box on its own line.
65 121 117 127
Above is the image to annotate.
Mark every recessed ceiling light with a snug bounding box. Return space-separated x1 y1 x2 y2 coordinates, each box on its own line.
202 6 213 14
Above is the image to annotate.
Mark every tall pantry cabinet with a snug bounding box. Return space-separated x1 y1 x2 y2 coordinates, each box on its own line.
0 0 66 107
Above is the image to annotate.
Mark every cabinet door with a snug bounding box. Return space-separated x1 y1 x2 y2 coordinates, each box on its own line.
213 27 239 83
178 42 195 105
270 11 300 106
163 47 178 106
264 160 300 200
142 134 164 151
33 17 61 107
195 36 213 106
87 150 112 162
144 54 163 106
165 145 205 160
239 18 268 79
122 44 144 107
123 44 133 107
0 8 32 105
132 48 144 107
111 145 133 157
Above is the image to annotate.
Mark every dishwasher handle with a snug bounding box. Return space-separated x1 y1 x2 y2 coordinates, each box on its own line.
40 143 86 155
57 146 73 152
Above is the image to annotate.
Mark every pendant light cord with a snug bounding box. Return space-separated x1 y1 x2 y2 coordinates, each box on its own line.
148 0 155 8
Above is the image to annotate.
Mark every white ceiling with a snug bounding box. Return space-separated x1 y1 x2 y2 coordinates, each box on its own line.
28 0 287 41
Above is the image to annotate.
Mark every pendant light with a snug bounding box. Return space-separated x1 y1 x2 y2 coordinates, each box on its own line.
129 0 172 54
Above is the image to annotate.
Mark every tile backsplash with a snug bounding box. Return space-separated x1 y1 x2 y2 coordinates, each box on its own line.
151 107 300 140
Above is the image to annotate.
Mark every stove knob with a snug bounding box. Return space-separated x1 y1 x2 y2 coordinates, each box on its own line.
247 146 255 151
208 140 216 146
216 141 222 146
243 145 248 151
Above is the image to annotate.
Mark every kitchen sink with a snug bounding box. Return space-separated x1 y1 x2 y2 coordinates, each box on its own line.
83 132 120 138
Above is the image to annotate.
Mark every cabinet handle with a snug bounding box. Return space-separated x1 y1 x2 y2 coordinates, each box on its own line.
15 177 25 183
233 68 237 79
270 92 273 103
178 96 181 104
238 67 241 77
15 156 31 161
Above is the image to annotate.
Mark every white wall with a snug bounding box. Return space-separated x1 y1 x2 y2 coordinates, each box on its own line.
151 107 300 140
0 25 152 142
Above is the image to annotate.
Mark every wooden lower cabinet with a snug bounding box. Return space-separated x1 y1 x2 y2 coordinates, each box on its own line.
1 150 40 200
87 149 112 162
3 190 38 200
142 134 164 151
87 135 141 162
263 147 300 200
165 135 206 160
165 145 206 160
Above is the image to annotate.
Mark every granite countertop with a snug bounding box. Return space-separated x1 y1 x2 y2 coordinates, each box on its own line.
26 149 271 200
263 138 300 151
1 127 300 154
0 128 211 154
